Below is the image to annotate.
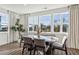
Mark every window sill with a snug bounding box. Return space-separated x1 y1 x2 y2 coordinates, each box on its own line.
28 31 68 36
0 31 8 33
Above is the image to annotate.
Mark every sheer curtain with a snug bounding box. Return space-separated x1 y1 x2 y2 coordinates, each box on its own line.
69 5 79 49
8 11 20 43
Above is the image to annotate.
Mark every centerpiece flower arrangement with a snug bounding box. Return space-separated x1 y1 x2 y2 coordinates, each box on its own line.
37 27 41 38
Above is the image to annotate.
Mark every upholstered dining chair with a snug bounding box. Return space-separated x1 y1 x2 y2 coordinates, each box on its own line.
52 36 68 55
33 39 49 55
22 37 34 55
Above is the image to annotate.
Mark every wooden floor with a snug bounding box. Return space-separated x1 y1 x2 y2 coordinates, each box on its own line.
0 42 79 55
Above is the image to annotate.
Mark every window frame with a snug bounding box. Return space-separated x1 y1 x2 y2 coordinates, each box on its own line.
28 12 69 34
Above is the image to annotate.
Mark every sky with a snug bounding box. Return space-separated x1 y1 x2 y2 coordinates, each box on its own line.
1 16 8 25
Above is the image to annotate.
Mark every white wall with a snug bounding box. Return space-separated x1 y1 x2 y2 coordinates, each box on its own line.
0 7 20 46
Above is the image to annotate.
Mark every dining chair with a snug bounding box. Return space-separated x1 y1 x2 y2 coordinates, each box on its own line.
52 36 68 55
33 39 49 55
22 37 34 55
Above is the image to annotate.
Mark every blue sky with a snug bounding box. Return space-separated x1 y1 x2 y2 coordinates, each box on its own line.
54 14 69 23
1 16 8 25
39 16 51 25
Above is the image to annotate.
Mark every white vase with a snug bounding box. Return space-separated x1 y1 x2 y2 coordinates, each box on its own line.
17 38 21 43
15 31 20 43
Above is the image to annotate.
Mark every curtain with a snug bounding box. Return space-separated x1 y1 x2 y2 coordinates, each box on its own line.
20 14 29 32
69 5 79 49
8 11 20 43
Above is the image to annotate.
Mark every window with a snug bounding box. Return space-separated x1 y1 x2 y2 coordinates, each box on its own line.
28 12 69 33
62 13 69 32
39 15 51 32
53 14 61 32
0 14 8 31
28 15 51 32
33 16 39 31
53 12 69 33
28 16 34 32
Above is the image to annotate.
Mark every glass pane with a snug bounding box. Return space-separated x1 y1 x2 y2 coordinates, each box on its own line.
28 16 33 31
34 16 38 31
29 25 33 31
0 15 8 31
63 24 68 32
54 15 60 24
62 14 69 23
39 15 51 32
54 24 60 32
28 16 33 24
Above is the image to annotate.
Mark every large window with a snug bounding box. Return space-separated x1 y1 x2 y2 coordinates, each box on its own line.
28 16 39 32
0 14 8 32
53 12 69 33
28 12 69 33
39 15 51 32
28 15 51 32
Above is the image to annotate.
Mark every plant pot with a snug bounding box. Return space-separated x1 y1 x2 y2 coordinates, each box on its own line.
17 38 21 43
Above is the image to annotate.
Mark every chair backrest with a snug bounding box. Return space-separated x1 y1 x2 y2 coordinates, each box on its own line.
23 37 33 45
62 36 67 47
34 39 45 48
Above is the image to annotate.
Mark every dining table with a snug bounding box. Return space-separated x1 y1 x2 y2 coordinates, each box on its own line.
22 34 59 43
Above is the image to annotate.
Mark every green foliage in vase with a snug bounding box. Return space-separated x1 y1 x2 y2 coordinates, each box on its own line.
11 19 25 38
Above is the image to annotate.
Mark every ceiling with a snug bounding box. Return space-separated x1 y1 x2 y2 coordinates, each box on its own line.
0 4 70 14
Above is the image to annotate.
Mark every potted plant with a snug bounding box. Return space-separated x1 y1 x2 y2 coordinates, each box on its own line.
11 19 25 42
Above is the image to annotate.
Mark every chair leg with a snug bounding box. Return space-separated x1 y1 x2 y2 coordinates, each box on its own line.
34 49 36 55
43 49 46 55
65 46 68 55
52 48 55 55
30 51 32 55
22 47 25 55
20 43 21 47
20 40 22 47
65 49 68 55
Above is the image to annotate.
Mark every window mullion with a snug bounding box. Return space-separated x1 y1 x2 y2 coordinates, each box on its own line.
51 14 54 33
60 15 63 33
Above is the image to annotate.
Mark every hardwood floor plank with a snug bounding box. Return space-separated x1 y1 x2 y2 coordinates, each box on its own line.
0 42 79 55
